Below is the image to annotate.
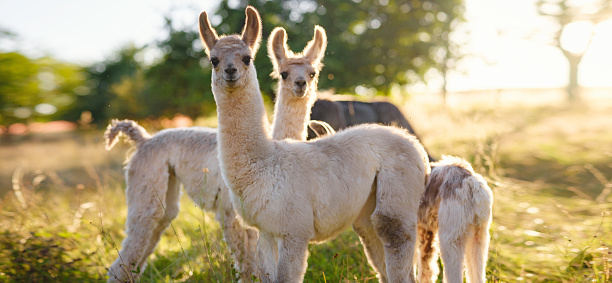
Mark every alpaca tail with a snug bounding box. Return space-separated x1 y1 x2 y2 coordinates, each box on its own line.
464 174 493 226
104 119 152 150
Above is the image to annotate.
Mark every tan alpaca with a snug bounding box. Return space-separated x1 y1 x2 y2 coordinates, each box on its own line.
104 121 259 282
104 28 338 283
416 156 493 283
200 7 429 283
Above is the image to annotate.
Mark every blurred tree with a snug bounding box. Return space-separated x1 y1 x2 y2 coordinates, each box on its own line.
210 0 465 97
536 0 612 101
64 46 142 125
0 52 85 125
140 17 214 119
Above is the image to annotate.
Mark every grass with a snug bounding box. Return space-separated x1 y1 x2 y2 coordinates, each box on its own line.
1 91 611 282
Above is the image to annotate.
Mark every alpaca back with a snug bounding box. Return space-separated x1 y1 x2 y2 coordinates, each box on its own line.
243 124 428 241
123 127 225 211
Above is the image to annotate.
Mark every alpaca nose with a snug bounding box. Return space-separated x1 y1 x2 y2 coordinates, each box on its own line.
225 66 237 75
295 79 306 88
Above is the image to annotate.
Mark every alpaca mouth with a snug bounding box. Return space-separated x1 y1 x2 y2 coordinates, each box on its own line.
223 74 239 83
293 90 306 98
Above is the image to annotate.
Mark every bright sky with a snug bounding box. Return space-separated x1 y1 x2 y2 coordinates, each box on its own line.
1 0 611 91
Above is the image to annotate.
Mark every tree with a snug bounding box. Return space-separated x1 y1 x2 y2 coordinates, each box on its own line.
536 0 612 101
211 0 465 97
64 46 142 125
140 18 214 119
0 52 85 125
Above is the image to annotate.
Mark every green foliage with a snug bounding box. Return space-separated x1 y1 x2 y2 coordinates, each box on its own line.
140 18 214 119
2 99 611 282
0 231 99 281
0 52 85 125
213 0 465 96
64 46 142 125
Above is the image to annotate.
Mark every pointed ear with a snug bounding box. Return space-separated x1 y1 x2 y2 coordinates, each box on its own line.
268 27 288 67
303 26 327 67
199 11 219 56
241 6 262 54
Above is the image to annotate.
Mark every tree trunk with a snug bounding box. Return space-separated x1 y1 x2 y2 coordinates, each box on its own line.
564 51 583 102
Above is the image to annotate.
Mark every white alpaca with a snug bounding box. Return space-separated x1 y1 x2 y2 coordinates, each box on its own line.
103 121 259 282
416 155 493 283
199 7 429 283
103 29 338 283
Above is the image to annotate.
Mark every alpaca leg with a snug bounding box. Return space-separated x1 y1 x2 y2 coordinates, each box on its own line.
107 171 178 282
257 232 279 283
371 211 418 283
276 236 310 283
438 199 467 283
464 223 490 283
216 193 259 282
353 191 388 283
372 171 421 283
417 225 440 283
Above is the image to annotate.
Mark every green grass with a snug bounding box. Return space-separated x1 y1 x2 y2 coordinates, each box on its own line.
1 94 611 282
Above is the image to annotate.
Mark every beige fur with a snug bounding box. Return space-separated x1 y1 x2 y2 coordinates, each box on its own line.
104 120 259 282
200 7 429 283
416 155 493 283
104 24 339 283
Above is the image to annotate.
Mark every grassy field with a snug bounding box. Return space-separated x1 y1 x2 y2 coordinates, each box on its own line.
1 90 611 282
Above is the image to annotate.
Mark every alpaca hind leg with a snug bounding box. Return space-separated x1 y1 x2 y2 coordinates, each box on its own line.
372 171 421 283
107 170 178 282
276 236 310 283
464 223 489 283
372 212 418 283
417 225 440 283
353 191 388 283
438 199 468 283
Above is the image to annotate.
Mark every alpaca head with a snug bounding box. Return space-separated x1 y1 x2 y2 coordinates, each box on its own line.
268 26 327 99
198 6 262 91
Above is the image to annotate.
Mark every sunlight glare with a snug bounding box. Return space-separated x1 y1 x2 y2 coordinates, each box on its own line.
560 21 594 55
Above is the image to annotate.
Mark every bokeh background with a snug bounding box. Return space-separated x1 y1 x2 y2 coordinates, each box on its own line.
1 0 611 282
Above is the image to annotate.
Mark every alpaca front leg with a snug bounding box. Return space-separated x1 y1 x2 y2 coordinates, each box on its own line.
276 236 310 283
257 232 279 283
216 196 259 282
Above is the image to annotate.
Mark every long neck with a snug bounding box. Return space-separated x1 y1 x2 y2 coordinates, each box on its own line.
271 86 317 141
214 68 273 192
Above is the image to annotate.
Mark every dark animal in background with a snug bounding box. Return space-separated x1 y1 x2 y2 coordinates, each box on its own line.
310 98 436 162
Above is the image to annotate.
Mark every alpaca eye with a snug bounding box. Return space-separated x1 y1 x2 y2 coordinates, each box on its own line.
310 72 316 78
210 57 220 67
242 56 251 66
280 72 288 80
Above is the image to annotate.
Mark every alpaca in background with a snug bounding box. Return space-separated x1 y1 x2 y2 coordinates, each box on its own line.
104 121 259 282
200 7 428 282
416 155 493 283
310 98 436 162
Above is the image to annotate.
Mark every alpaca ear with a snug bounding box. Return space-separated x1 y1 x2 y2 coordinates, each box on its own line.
303 26 327 67
241 6 262 54
199 11 219 56
268 27 288 66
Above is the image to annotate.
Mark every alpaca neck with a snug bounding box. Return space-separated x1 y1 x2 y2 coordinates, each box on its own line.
271 87 316 140
214 70 273 192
